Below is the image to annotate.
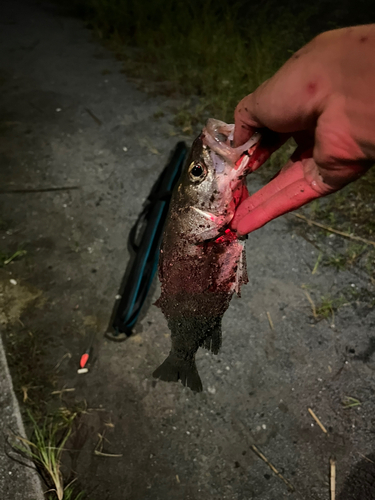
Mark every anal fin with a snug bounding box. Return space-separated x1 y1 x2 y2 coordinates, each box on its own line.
202 319 222 355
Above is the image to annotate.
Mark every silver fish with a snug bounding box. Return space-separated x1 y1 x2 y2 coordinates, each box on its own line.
153 119 260 392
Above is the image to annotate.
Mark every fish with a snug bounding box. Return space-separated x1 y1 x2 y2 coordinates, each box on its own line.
153 119 260 392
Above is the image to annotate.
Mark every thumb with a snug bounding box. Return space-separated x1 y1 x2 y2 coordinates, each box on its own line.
233 92 264 147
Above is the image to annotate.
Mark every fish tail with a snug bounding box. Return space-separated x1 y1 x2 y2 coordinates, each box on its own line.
153 353 203 392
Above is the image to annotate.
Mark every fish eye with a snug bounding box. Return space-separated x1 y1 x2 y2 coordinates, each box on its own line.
188 162 207 183
191 165 203 176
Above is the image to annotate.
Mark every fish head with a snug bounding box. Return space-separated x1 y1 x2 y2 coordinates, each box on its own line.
173 119 260 242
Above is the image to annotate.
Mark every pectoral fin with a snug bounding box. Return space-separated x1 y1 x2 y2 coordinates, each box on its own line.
190 206 229 240
191 206 226 225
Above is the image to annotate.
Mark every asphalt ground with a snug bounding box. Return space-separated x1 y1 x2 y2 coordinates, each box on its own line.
1 1 375 499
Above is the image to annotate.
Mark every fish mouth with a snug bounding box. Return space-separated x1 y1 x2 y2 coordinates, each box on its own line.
202 119 260 168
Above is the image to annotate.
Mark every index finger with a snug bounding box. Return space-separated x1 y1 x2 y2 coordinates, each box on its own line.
233 35 329 146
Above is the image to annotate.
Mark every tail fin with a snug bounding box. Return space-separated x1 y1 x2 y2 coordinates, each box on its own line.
153 354 203 392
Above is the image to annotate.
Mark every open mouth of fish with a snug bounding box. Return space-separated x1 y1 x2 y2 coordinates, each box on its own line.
191 119 261 236
202 118 260 167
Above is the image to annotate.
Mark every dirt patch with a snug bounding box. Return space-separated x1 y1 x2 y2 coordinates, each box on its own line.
0 271 44 326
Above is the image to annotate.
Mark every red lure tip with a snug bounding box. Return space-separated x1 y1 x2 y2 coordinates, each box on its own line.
80 353 89 368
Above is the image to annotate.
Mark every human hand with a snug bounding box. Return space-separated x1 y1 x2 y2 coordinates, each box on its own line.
231 24 375 235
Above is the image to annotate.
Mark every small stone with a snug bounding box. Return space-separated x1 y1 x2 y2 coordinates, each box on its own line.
10 279 17 285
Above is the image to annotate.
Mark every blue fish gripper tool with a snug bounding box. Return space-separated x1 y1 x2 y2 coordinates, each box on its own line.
105 142 188 341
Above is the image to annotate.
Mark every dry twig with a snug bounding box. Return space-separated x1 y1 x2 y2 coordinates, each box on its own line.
94 431 122 458
303 289 317 319
250 445 295 492
51 388 75 397
356 452 375 464
266 311 274 330
20 385 42 403
54 352 72 371
21 386 29 403
330 457 336 500
293 213 375 247
308 407 328 434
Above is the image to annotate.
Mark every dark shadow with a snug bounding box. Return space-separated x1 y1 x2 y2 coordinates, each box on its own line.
337 454 375 500
354 337 375 363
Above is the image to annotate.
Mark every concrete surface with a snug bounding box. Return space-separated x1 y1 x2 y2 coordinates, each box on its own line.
1 1 375 499
0 333 44 500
